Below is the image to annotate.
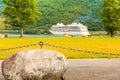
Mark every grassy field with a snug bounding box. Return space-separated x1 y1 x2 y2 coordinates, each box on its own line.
0 36 120 59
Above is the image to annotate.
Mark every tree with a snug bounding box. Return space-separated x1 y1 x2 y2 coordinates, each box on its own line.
100 0 120 37
0 16 5 29
2 0 40 37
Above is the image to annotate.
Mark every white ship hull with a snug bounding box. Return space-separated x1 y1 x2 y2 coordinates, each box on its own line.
49 30 90 36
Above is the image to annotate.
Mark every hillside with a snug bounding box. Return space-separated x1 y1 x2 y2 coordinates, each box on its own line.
36 0 103 32
0 0 103 34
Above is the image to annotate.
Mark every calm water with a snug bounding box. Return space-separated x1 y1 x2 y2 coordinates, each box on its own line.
3 33 120 38
6 34 62 38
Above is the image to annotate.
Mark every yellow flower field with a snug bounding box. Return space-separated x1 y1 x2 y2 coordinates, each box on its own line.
0 37 120 59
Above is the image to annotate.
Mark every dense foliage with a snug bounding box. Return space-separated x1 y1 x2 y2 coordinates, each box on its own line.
35 0 103 34
100 0 120 37
0 16 5 29
2 0 40 37
0 0 103 34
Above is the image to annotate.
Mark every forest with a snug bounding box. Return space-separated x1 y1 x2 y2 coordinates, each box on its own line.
0 0 103 34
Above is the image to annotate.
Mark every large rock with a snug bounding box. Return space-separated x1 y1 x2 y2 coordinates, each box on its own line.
2 49 67 80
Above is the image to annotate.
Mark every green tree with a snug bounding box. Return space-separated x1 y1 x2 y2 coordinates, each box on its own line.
100 0 120 37
0 16 5 29
2 0 40 37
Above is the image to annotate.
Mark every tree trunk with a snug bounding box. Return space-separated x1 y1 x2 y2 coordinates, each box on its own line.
110 32 114 37
20 27 24 38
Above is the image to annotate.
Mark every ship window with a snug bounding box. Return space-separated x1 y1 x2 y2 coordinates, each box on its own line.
68 27 79 29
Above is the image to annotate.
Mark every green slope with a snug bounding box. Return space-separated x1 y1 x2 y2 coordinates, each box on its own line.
35 0 103 33
0 0 103 34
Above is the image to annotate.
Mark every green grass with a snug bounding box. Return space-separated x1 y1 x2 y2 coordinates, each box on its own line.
0 37 120 59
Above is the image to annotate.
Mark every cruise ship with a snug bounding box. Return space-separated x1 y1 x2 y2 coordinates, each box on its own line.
49 23 90 36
